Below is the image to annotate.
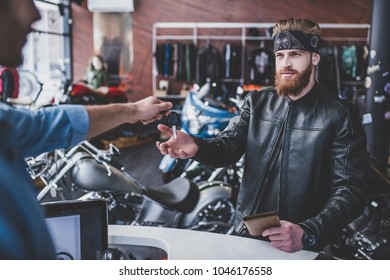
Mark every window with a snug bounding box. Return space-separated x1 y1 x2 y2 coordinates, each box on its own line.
21 0 72 105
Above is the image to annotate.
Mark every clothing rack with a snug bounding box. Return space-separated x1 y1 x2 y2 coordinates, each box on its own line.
152 22 371 96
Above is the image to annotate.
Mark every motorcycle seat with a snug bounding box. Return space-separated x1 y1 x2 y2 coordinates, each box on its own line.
144 177 199 213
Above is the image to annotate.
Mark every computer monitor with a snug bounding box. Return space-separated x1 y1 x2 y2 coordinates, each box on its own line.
41 199 108 260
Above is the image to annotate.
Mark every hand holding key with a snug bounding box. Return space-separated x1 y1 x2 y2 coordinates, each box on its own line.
156 112 198 159
166 111 181 139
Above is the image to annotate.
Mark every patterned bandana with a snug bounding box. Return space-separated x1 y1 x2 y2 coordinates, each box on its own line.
273 30 321 53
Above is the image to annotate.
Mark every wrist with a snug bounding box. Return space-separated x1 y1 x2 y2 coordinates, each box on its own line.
301 227 317 251
190 135 201 157
125 103 140 124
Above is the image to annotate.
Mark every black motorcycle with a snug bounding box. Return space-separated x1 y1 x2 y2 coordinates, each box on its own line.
28 141 236 234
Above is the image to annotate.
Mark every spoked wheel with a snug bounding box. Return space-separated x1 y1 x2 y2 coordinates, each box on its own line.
188 198 235 234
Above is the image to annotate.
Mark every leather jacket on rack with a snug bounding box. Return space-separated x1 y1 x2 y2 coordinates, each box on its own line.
192 83 369 250
196 43 222 85
248 47 274 85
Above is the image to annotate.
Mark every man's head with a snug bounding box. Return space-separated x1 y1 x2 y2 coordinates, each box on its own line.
0 0 41 67
91 55 105 71
272 18 322 98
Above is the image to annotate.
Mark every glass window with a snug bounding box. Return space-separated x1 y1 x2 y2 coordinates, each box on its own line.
20 0 71 105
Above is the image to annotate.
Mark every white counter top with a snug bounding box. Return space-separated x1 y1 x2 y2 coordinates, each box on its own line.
108 225 318 260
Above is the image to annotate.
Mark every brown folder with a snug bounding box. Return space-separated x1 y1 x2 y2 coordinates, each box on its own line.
243 211 281 236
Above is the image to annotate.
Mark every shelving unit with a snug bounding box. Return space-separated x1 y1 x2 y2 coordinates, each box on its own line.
152 22 275 97
152 22 371 100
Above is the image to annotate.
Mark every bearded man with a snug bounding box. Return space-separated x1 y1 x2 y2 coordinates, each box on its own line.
156 18 369 253
0 0 172 259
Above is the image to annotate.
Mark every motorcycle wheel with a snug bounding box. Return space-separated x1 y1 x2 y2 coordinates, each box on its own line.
179 181 235 234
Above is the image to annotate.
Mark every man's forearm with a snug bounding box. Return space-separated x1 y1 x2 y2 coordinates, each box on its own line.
86 103 138 138
85 96 173 139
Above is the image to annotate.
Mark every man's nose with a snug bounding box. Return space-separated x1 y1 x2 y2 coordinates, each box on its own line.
280 57 292 68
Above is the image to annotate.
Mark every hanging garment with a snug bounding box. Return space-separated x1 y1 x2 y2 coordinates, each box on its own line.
101 36 122 86
176 42 187 82
341 44 358 80
248 47 274 85
155 43 165 75
185 43 196 83
195 43 222 86
223 43 241 79
172 43 179 79
155 42 174 78
317 45 340 95
355 44 369 81
163 42 173 78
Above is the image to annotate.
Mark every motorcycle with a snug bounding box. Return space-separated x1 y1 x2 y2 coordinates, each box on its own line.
64 80 128 105
28 140 235 234
328 163 390 260
159 81 244 185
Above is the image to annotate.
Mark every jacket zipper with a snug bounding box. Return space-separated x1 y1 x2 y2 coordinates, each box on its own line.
277 102 291 217
237 101 292 234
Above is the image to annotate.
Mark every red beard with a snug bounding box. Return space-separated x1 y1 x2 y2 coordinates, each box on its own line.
274 63 312 98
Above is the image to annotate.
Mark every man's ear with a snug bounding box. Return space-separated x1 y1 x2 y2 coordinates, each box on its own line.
312 53 320 66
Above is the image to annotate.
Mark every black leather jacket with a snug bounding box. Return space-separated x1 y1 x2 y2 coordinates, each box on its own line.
193 84 369 249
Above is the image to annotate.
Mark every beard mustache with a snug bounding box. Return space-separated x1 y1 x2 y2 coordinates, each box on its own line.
274 63 312 98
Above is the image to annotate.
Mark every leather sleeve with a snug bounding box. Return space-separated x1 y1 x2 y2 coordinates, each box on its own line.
192 92 253 167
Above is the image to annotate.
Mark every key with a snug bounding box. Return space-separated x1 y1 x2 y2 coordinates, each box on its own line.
166 111 181 139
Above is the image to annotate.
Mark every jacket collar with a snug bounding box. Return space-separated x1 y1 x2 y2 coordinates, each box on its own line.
285 82 318 105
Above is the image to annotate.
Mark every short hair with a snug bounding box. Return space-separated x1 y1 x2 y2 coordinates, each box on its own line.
273 18 321 37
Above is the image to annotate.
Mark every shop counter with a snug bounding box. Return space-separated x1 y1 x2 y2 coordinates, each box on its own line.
108 225 318 260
